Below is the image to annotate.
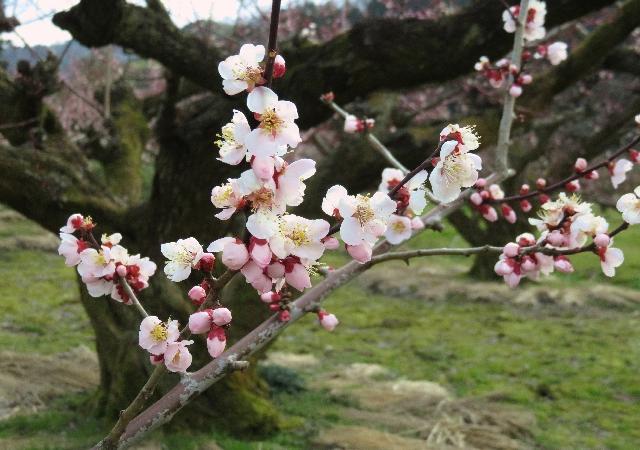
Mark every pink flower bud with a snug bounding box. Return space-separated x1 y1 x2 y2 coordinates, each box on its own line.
565 180 580 192
249 238 272 268
410 217 425 230
520 199 532 212
207 328 226 358
554 256 574 273
574 157 588 172
273 54 286 78
189 310 212 334
260 291 281 303
480 205 498 222
116 265 127 277
504 272 522 288
585 170 599 180
520 74 533 84
521 256 537 272
503 242 520 258
266 261 285 279
470 192 483 206
594 233 610 248
322 236 340 250
318 311 339 331
501 204 516 224
346 242 373 263
520 184 530 194
475 178 487 188
198 253 215 272
221 241 250 270
279 310 291 322
188 285 207 303
211 307 232 326
629 149 640 164
494 259 514 276
536 178 547 189
150 354 164 366
509 84 523 97
251 155 275 180
546 231 565 247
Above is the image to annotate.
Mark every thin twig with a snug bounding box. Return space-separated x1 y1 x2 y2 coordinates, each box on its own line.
489 135 640 203
263 0 282 87
370 245 504 264
118 277 149 318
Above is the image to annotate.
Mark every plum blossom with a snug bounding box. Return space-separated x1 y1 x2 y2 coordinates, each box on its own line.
245 87 301 157
60 213 94 233
318 311 339 331
599 244 624 277
570 213 608 248
58 233 89 266
616 186 640 224
215 110 251 165
429 140 482 203
322 185 349 218
138 316 179 356
218 44 265 95
164 340 193 373
610 159 633 188
439 124 480 152
502 0 547 41
378 168 428 215
160 237 204 282
384 214 413 245
336 191 397 246
211 181 245 220
269 215 329 261
274 158 316 207
547 42 568 65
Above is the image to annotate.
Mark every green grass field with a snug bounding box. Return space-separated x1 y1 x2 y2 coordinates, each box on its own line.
1 205 639 449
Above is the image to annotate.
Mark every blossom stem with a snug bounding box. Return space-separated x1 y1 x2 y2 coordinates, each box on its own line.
323 99 413 175
488 135 640 204
263 0 282 86
495 0 529 175
118 277 149 318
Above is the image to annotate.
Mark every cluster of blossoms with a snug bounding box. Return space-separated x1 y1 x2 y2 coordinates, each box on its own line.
494 185 640 287
139 316 193 372
470 149 640 224
475 1 568 97
58 214 157 303
343 114 375 134
218 44 285 95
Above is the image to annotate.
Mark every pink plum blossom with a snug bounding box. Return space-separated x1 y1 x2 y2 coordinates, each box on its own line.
138 316 179 356
218 44 265 95
547 42 568 65
58 233 89 266
164 340 193 373
337 192 397 246
318 311 339 331
160 237 204 282
269 214 329 261
429 140 482 203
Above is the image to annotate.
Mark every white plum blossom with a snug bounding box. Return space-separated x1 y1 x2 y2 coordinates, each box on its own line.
138 316 180 356
216 110 251 165
378 168 428 215
163 340 193 373
58 233 89 266
211 180 245 220
616 186 640 224
384 214 413 245
77 245 116 279
502 0 547 41
269 215 330 261
337 192 397 246
160 237 204 282
274 158 316 207
599 244 624 277
610 159 633 188
218 44 265 95
245 87 301 157
547 42 568 65
322 185 349 217
439 124 480 152
429 140 482 203
570 213 608 248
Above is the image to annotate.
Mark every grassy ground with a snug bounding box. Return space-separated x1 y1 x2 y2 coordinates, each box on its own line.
1 205 639 449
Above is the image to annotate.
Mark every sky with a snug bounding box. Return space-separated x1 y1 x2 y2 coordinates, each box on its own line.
5 0 286 46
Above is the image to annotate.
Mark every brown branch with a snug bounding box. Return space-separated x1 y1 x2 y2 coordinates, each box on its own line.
262 0 282 87
488 134 640 204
